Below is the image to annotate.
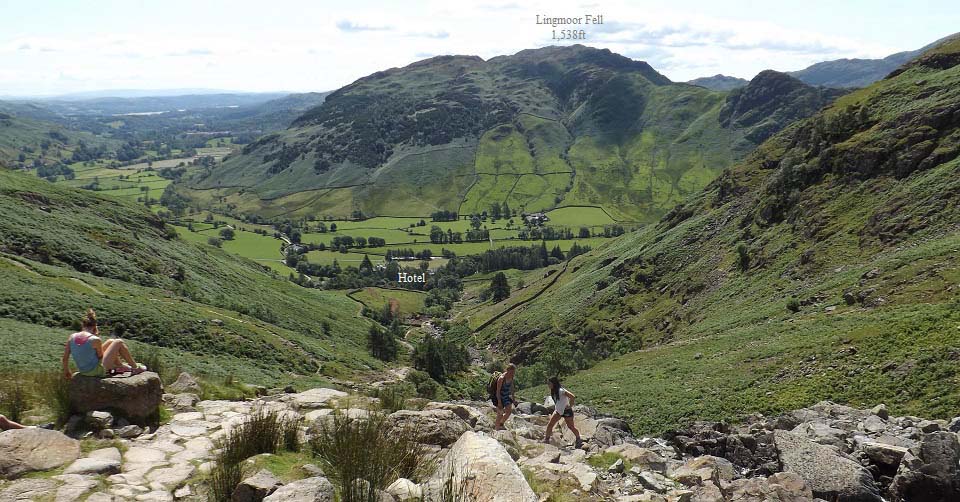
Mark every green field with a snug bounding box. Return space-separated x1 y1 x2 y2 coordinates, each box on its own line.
349 287 427 318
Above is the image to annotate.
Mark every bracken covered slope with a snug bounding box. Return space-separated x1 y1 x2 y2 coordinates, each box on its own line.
189 46 837 222
489 38 960 434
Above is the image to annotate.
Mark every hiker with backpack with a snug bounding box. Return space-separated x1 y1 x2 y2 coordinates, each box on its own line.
490 363 517 430
544 376 583 448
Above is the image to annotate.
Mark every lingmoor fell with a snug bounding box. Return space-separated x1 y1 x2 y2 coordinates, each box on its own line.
1 2 960 500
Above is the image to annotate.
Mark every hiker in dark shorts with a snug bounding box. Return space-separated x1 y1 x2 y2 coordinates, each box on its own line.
62 309 146 379
494 363 517 430
544 376 583 448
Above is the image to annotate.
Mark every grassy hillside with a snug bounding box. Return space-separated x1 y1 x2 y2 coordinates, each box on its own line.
0 168 379 385
487 40 960 434
0 108 117 169
186 46 838 223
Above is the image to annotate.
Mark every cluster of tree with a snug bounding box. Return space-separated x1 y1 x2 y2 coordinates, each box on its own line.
368 319 402 361
485 272 511 302
431 210 458 222
115 141 145 162
309 222 337 233
36 163 75 181
70 142 110 163
326 235 387 249
602 225 626 237
518 226 575 241
159 185 190 217
157 166 188 181
385 248 433 261
412 335 469 382
429 226 464 244
464 228 490 242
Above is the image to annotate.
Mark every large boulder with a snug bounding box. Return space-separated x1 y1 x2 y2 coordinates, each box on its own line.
889 431 960 502
0 428 81 479
233 470 282 502
726 472 813 502
423 402 493 430
425 431 537 502
288 388 348 410
263 476 335 502
774 430 882 501
68 372 164 425
388 409 470 447
167 372 201 394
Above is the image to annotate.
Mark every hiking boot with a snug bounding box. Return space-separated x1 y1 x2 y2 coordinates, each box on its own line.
575 438 583 449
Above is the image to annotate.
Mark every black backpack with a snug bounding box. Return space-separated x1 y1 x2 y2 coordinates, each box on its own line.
487 371 502 400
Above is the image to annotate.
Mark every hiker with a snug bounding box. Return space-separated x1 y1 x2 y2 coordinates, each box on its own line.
0 414 27 430
493 363 517 430
544 376 583 448
62 309 145 379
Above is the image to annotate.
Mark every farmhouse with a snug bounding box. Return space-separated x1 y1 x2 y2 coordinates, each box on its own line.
524 212 550 226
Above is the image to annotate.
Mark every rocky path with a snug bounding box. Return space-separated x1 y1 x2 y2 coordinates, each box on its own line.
2 378 959 501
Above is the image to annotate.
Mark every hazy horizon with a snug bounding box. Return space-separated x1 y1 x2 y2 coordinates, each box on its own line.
2 0 958 96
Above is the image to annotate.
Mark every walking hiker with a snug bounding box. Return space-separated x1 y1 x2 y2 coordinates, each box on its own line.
492 363 517 430
62 309 146 379
544 376 582 448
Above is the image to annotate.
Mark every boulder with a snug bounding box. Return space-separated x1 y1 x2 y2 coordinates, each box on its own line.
670 456 734 487
606 444 667 473
263 476 335 502
117 424 144 439
0 478 59 501
385 478 422 501
423 402 493 430
85 410 114 431
164 392 200 411
68 372 164 425
233 470 282 502
289 388 348 410
726 472 813 502
889 431 960 502
167 373 201 394
388 409 469 447
0 428 81 479
425 431 537 502
774 430 882 501
859 442 908 473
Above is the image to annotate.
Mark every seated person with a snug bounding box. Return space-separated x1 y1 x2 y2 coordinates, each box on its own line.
62 309 145 379
0 414 27 430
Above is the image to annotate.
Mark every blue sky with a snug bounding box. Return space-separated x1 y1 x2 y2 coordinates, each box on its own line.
1 0 956 95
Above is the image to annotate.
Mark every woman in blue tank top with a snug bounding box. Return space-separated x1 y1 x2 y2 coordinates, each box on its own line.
62 309 146 379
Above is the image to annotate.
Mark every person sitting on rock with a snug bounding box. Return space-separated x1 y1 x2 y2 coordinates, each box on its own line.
0 414 27 430
544 376 583 448
62 309 146 379
494 363 517 430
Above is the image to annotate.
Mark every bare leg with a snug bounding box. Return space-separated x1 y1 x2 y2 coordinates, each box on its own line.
499 403 514 429
564 416 581 442
0 414 26 430
115 340 137 366
544 413 561 442
101 340 126 371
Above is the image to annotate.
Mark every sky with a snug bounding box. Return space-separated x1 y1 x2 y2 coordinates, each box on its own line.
1 0 957 96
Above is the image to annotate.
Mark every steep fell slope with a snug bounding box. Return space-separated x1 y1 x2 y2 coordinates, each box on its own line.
188 46 836 222
489 39 960 433
0 168 377 383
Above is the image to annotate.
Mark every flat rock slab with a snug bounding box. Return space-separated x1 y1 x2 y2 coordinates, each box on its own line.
64 457 121 475
52 474 98 502
0 478 59 501
146 464 195 491
264 476 335 501
426 431 538 502
290 388 348 409
124 446 167 464
0 428 81 479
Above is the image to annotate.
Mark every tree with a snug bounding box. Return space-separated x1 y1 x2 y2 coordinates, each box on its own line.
470 214 482 230
736 243 750 271
368 324 398 361
359 254 374 276
207 237 223 248
488 272 510 302
219 228 235 240
329 223 337 232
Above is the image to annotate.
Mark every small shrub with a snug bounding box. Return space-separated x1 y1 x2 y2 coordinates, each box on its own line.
787 297 801 313
38 372 71 427
736 242 750 271
373 385 411 413
0 381 28 423
310 409 430 502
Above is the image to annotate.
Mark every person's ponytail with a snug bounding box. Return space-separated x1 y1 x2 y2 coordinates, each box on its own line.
81 309 98 331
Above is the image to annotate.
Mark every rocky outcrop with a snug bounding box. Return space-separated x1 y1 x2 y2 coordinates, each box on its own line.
263 476 334 501
0 428 81 479
387 409 470 447
166 372 201 394
425 431 538 502
889 431 960 501
68 372 164 425
233 470 282 502
774 429 882 501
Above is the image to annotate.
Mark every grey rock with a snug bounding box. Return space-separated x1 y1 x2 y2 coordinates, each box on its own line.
64 456 121 475
774 430 882 501
0 428 81 480
86 410 114 430
167 373 201 394
609 458 625 473
68 372 163 425
889 431 960 502
0 478 59 501
870 404 889 420
263 476 334 502
117 425 144 438
232 470 282 502
388 409 469 447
